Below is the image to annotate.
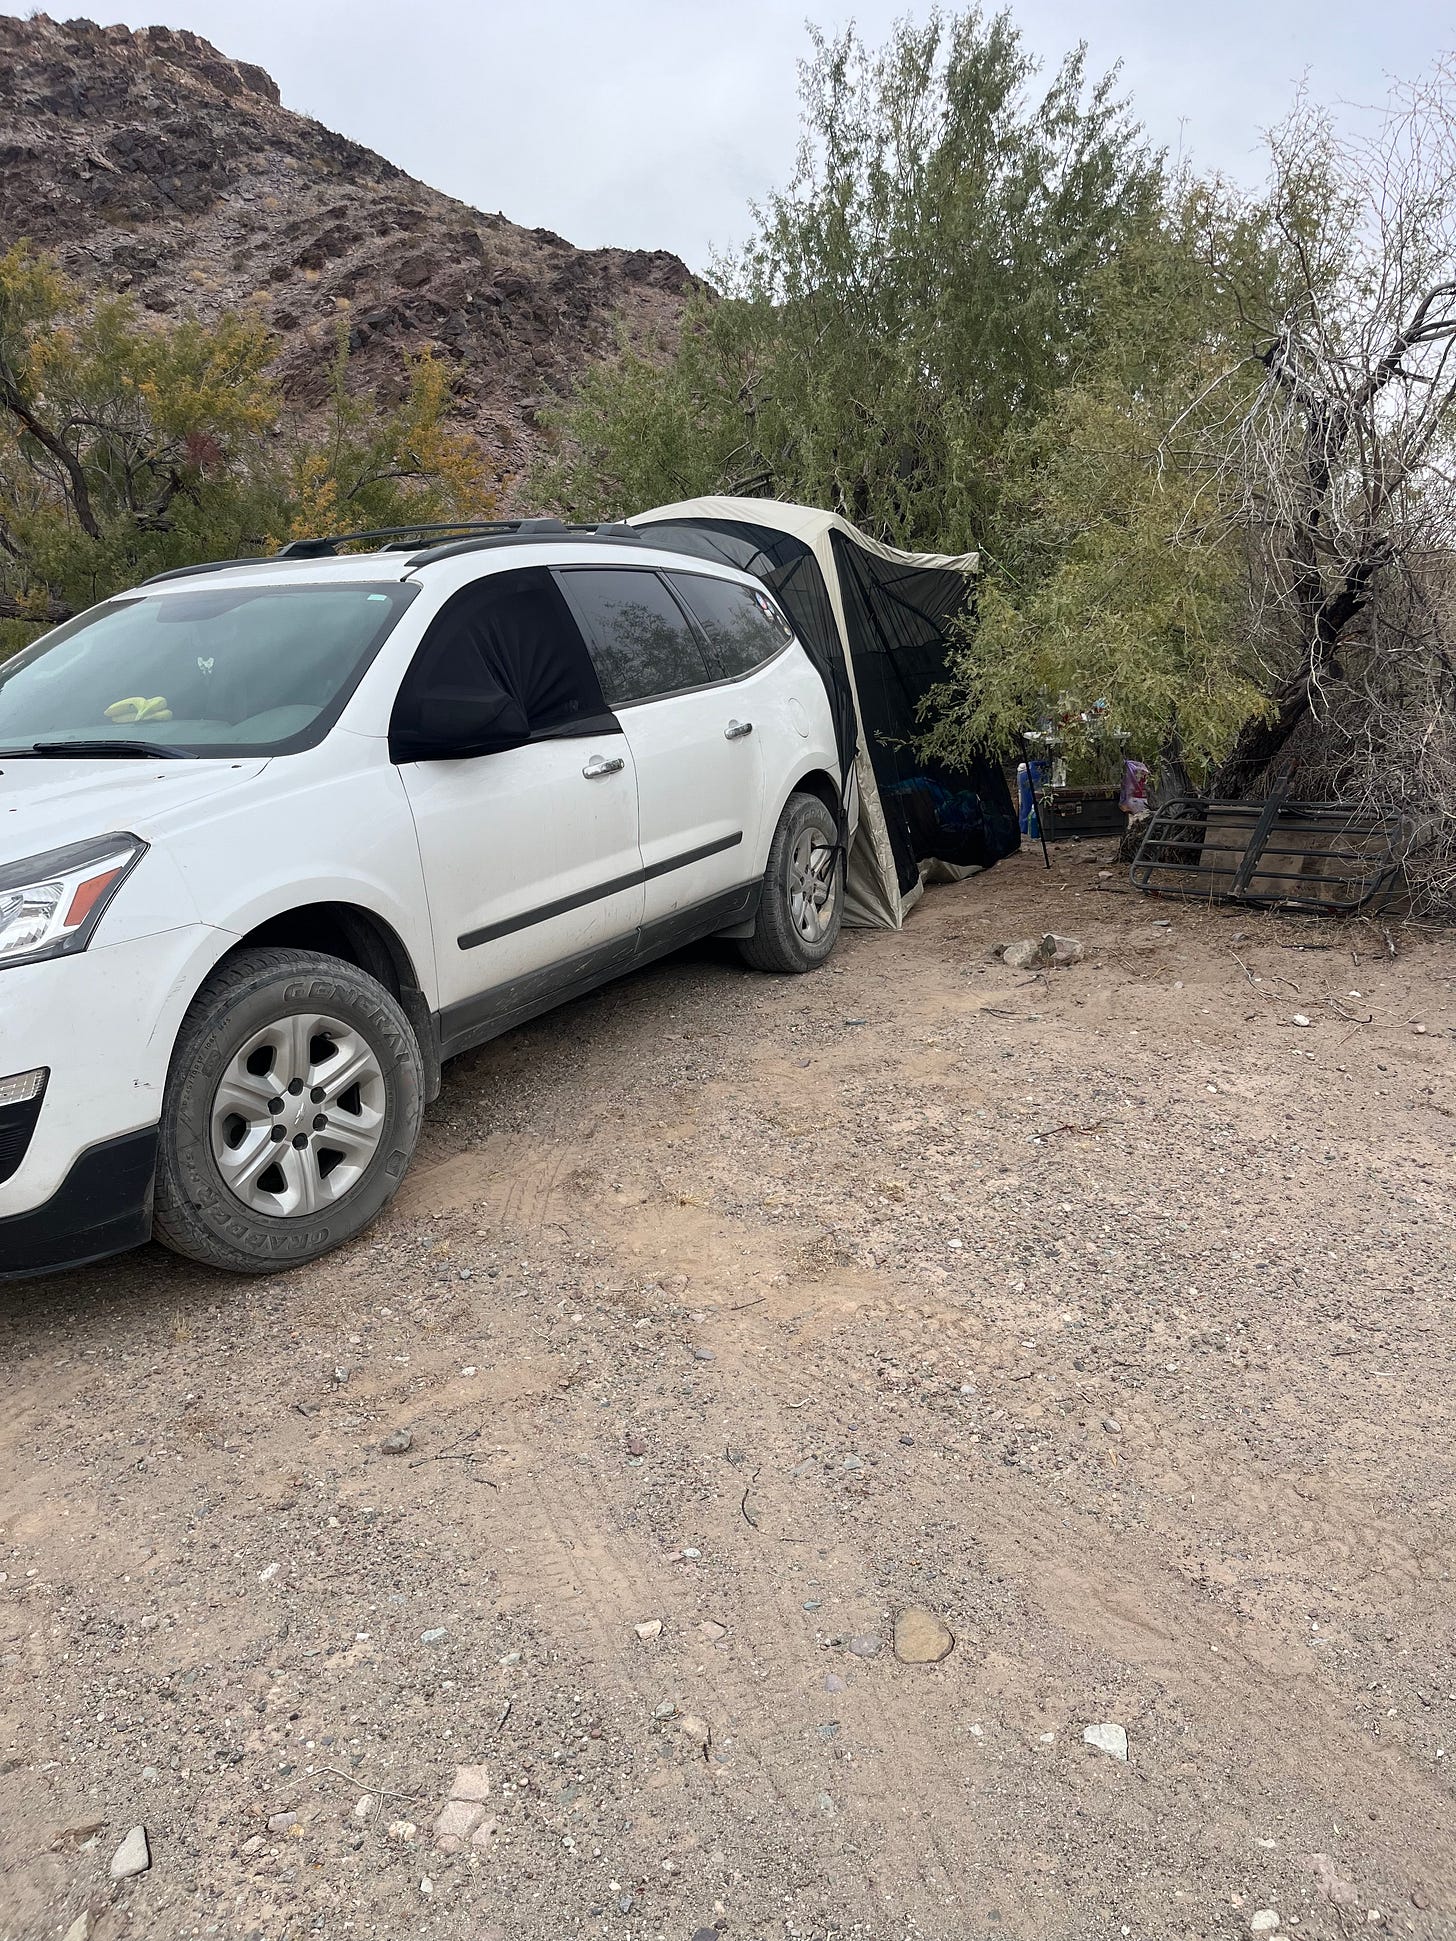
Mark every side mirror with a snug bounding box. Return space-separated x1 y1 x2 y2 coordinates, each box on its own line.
390 688 530 762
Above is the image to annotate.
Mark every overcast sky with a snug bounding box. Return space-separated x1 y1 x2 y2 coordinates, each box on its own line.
22 1 1454 268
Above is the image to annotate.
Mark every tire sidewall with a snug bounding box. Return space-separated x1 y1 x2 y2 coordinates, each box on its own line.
158 957 423 1270
765 794 843 971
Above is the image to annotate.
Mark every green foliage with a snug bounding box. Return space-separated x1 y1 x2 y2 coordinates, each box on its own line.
922 182 1289 775
920 382 1264 776
540 6 1160 550
0 246 491 653
540 6 1380 781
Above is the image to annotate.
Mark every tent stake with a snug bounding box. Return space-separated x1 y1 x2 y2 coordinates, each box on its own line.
1017 734 1053 869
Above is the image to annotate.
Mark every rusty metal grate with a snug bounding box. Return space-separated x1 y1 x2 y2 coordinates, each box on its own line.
1130 796 1404 913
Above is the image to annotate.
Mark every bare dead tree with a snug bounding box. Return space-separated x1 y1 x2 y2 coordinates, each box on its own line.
1213 63 1456 814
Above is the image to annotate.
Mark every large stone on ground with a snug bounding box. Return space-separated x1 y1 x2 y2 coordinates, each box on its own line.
449 1764 490 1802
434 1798 486 1846
109 1824 150 1879
893 1608 956 1664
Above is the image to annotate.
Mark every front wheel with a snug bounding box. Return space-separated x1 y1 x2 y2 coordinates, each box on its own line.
153 947 424 1273
739 792 844 974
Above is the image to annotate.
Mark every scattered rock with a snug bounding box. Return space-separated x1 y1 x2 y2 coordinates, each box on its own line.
470 1817 498 1850
352 1796 374 1821
1292 1014 1313 1028
1082 1721 1128 1761
699 1620 728 1642
379 1428 413 1454
109 1824 150 1880
434 1798 486 1846
652 1700 677 1720
848 1635 882 1658
1102 1417 1122 1434
679 1714 711 1747
266 1810 298 1833
450 1764 490 1802
420 1626 448 1645
893 1607 956 1664
332 1365 350 1384
62 1917 91 1941
1249 1914 1280 1936
692 1347 716 1362
387 1820 417 1841
825 1672 846 1693
1002 933 1083 970
692 1929 719 1941
625 1432 648 1456
1411 1887 1431 1910
1042 932 1084 966
1308 1854 1359 1905
634 1619 663 1641
1002 937 1042 970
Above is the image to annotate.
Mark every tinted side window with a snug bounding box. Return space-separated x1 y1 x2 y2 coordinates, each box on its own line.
558 569 712 705
391 566 613 758
669 573 795 679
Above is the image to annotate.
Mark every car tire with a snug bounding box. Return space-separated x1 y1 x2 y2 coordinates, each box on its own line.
739 791 844 974
153 947 424 1274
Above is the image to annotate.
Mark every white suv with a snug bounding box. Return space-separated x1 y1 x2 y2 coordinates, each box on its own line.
0 521 849 1278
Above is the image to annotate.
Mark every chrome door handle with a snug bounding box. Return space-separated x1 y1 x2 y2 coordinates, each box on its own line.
582 753 625 779
725 719 753 740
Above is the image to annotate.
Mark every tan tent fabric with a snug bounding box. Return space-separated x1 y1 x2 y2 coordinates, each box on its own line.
630 496 980 930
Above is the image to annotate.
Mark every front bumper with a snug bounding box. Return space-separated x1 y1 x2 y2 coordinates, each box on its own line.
0 1127 157 1278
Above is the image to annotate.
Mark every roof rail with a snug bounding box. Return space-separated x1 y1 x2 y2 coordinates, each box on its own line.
275 521 529 560
407 520 643 566
139 518 648 586
141 557 270 586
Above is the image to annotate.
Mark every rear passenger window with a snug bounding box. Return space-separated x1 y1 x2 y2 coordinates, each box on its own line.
670 573 795 679
558 569 712 705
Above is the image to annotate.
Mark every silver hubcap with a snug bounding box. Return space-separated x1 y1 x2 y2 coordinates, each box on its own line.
789 826 838 944
210 1012 386 1218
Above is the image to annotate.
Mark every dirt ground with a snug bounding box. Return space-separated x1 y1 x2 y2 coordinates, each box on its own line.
2 840 1454 1941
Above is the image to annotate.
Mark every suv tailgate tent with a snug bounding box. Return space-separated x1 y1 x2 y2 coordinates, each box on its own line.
631 496 1019 927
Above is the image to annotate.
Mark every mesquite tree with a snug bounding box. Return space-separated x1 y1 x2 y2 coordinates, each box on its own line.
541 7 1160 550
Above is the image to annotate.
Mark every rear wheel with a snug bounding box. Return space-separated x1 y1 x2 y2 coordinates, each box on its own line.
739 791 843 974
154 947 424 1273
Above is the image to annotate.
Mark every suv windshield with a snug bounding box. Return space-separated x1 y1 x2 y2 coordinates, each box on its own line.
0 581 418 757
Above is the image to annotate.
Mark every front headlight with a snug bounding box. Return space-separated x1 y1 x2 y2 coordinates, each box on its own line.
0 833 147 970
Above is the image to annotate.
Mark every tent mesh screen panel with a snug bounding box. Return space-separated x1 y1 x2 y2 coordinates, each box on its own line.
828 533 1018 890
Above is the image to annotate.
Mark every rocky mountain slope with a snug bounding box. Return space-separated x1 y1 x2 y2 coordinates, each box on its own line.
0 13 694 499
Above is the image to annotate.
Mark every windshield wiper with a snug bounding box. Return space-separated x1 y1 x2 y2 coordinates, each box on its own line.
6 739 195 760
